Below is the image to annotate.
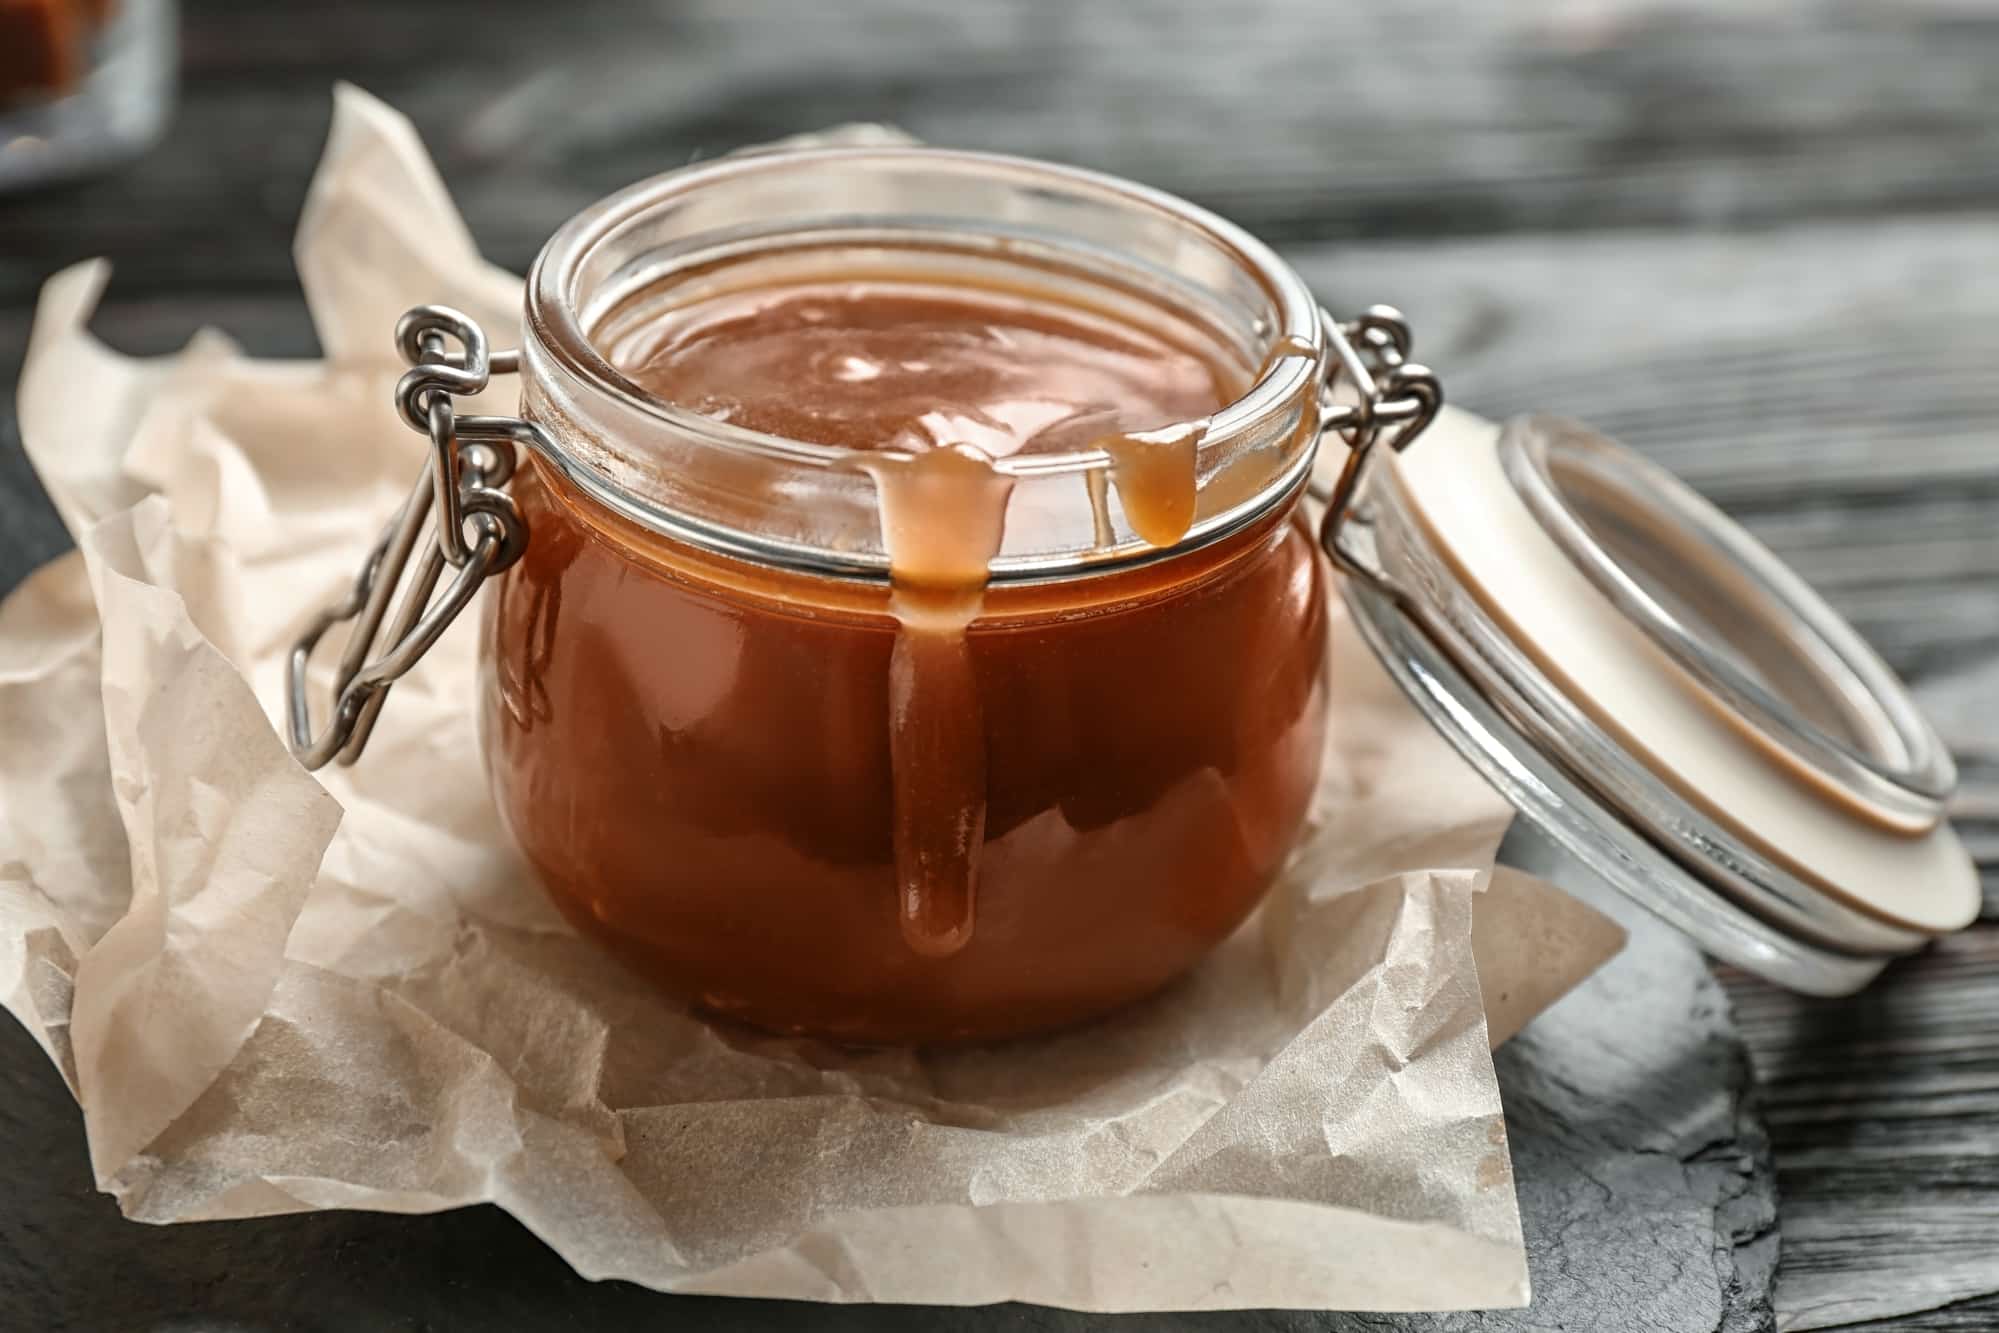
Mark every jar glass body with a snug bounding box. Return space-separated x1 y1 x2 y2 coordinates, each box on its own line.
481 468 1328 1043
478 147 1334 1043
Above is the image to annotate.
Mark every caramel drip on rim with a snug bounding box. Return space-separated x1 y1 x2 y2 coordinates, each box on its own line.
1266 333 1319 366
1094 335 1314 552
1103 421 1209 548
866 445 1016 958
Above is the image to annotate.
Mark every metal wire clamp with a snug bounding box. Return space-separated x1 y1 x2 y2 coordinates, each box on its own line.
1311 304 1442 575
285 305 534 770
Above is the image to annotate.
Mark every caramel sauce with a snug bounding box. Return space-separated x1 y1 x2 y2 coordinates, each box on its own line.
609 277 1232 458
616 275 1234 959
484 261 1330 1042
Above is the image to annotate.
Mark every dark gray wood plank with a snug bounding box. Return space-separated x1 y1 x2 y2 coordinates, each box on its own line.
8 0 1999 311
1722 931 1999 1331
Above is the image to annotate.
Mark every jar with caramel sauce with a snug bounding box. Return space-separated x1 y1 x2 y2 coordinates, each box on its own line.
288 147 1431 1043
505 151 1377 1043
496 271 1331 1042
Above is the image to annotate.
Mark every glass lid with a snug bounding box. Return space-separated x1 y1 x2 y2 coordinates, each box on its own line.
1501 416 1955 831
1322 408 1980 996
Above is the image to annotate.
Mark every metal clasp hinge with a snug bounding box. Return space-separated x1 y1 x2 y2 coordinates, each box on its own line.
285 306 537 770
1313 305 1442 577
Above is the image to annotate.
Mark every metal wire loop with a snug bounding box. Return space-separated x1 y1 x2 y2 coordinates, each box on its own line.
1313 305 1443 573
284 306 531 770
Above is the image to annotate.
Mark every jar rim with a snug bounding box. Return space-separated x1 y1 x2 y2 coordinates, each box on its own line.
521 145 1327 583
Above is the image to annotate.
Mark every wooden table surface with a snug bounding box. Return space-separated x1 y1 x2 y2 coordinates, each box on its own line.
3 2 1997 1329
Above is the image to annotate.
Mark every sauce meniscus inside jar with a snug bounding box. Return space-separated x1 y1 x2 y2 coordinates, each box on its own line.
482 148 1332 1044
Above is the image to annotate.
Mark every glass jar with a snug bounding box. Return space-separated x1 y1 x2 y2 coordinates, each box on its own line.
288 147 1438 1044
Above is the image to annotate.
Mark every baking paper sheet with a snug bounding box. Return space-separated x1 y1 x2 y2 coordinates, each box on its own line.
0 85 1624 1312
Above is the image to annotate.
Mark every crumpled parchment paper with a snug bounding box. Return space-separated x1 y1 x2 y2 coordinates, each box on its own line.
0 85 1624 1313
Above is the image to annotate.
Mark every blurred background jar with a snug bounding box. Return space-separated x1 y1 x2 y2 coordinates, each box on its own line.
0 0 175 193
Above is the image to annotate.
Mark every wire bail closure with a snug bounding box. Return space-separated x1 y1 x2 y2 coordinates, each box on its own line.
285 306 535 770
1312 305 1443 573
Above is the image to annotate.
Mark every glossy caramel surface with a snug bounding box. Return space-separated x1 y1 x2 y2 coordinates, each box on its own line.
606 276 1234 457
